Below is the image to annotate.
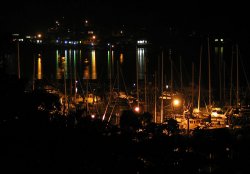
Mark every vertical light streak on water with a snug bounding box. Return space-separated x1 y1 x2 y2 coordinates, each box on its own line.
120 52 124 64
83 50 89 79
138 47 145 79
79 49 82 79
74 50 77 95
37 54 42 79
64 50 68 79
112 50 114 78
108 50 111 79
56 50 62 79
91 49 97 79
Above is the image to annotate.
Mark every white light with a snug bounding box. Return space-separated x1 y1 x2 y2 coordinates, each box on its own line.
12 33 19 36
134 106 140 112
215 39 218 42
220 39 224 42
166 85 169 89
137 40 148 45
211 111 218 117
91 114 95 119
88 31 94 34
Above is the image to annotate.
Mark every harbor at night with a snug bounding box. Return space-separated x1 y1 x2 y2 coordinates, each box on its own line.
1 1 250 173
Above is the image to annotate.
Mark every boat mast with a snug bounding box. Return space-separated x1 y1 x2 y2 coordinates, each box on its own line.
62 56 67 115
136 45 140 109
236 44 239 108
198 46 202 111
17 40 20 79
219 44 222 104
109 45 112 95
208 37 212 107
154 71 157 123
160 50 164 123
170 49 173 93
144 50 147 112
223 60 226 104
32 54 36 91
74 52 77 105
180 56 183 92
230 45 234 106
192 62 194 108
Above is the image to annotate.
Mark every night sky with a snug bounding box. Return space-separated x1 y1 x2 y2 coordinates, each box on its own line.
1 0 249 35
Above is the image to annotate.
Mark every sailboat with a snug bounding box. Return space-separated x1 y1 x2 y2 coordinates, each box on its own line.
102 51 132 125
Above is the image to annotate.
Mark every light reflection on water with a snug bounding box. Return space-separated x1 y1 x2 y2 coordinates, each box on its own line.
29 46 147 85
55 49 98 80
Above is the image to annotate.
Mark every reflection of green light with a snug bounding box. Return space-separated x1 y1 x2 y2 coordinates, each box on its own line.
220 47 223 54
74 50 76 79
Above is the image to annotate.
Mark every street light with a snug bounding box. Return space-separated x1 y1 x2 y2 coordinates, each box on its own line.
173 98 180 107
134 106 140 113
37 33 42 38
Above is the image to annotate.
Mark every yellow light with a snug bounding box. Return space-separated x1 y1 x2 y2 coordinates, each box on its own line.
173 99 180 107
37 57 42 79
37 34 42 38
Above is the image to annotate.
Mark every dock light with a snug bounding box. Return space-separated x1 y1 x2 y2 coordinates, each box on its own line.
173 98 180 107
37 34 42 38
134 106 140 113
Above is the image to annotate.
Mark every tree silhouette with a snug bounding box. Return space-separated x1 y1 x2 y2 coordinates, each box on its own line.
120 110 140 133
162 118 180 136
139 112 153 127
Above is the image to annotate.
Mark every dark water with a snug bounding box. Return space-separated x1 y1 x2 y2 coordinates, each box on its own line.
16 44 147 88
